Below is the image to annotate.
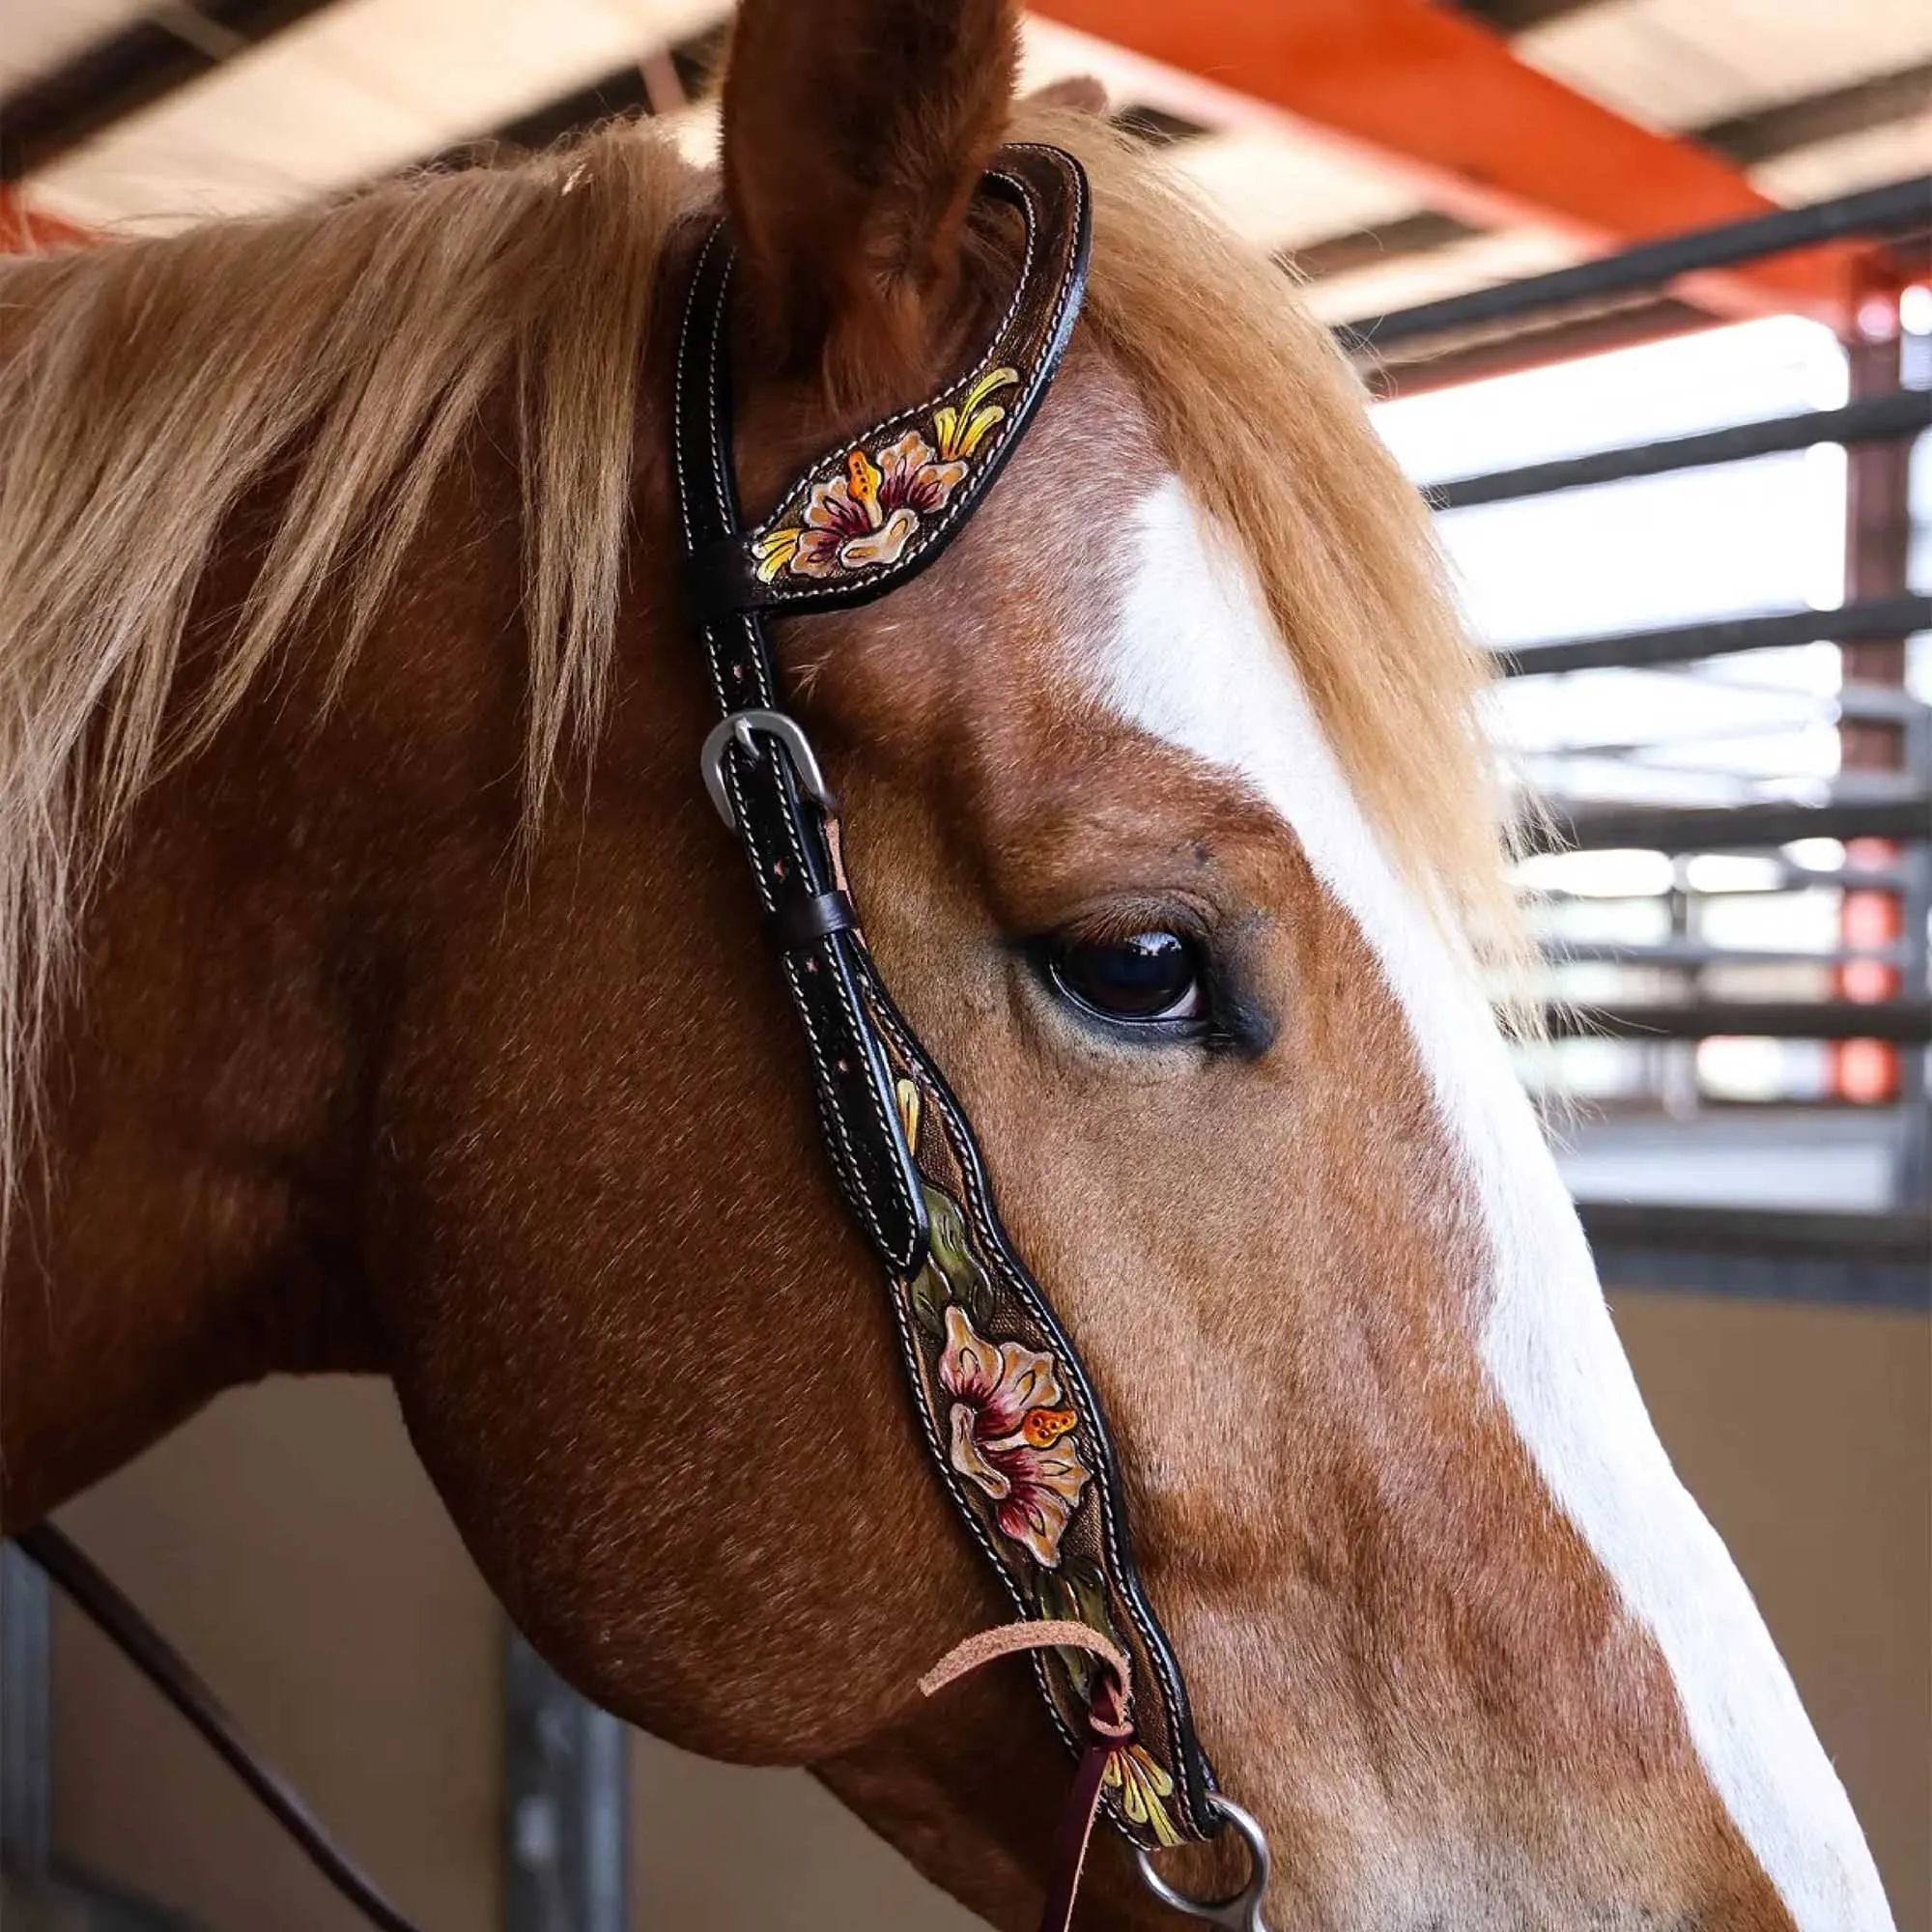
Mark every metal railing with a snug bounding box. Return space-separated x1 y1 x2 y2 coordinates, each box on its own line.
1350 174 1930 1294
1344 174 1930 355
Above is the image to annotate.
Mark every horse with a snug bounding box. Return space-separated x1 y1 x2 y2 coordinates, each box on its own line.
0 2 1894 1926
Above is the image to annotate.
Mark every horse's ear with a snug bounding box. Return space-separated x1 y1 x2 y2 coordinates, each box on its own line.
721 0 1019 398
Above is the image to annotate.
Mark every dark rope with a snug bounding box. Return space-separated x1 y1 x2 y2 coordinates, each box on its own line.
14 1521 423 1932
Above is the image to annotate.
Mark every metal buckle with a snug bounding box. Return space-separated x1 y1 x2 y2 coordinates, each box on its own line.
1136 1794 1273 1931
699 708 839 835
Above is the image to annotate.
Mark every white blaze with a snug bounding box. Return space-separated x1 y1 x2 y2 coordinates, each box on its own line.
1081 476 1891 1929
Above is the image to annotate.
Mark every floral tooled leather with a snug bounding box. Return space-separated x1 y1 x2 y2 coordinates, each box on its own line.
938 1302 1089 1570
879 1061 1205 1852
752 368 1017 586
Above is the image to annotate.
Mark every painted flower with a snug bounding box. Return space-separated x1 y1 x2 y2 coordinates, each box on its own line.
750 366 1018 585
933 364 1018 464
782 432 967 581
938 1302 1089 1568
1104 1742 1183 1848
877 429 970 516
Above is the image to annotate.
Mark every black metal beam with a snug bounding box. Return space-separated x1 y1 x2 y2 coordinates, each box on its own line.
432 23 727 169
1547 1001 1932 1042
0 1544 52 1875
1305 65 1932 328
1454 0 1609 29
1432 388 1932 510
0 0 341 183
1345 174 1932 351
435 69 651 167
469 72 653 156
1498 593 1932 678
1285 210 1479 281
1699 60 1932 168
1111 103 1213 146
1536 793 1931 856
1581 1201 1931 1263
1367 298 1712 396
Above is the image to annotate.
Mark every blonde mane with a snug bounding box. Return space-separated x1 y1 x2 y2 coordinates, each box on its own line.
0 106 1517 1234
0 124 696 1229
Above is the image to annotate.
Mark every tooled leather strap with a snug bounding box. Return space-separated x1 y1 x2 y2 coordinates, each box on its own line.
673 142 1220 1852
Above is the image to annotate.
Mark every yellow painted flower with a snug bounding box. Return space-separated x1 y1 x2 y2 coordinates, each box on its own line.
751 527 803 582
1104 1743 1184 1848
933 365 1019 463
751 374 1014 585
894 1075 922 1147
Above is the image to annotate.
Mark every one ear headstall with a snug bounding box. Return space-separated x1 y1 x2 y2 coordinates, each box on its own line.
673 143 1223 1856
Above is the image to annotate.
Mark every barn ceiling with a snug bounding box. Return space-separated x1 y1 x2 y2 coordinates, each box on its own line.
3 0 1927 331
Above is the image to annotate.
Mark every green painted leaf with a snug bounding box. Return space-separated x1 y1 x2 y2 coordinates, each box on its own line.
924 1186 995 1328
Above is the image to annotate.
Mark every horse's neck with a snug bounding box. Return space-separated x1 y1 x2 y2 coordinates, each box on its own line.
0 455 539 1532
3 726 384 1530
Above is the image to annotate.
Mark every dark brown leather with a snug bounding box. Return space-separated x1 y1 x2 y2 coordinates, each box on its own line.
680 145 1093 623
765 887 861 952
1039 1673 1134 1932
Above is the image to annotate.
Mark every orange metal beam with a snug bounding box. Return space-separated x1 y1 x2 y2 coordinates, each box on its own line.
1034 0 1854 325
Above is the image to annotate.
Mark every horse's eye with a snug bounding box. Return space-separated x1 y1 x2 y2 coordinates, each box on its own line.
1047 930 1204 1025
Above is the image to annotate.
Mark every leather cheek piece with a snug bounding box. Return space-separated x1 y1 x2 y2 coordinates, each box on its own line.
671 143 1223 1852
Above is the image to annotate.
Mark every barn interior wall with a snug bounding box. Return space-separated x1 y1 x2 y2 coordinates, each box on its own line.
29 1294 1929 1931
43 1380 499 1932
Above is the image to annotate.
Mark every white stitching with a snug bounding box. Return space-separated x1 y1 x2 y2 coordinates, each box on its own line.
870 1061 1091 1769
819 939 923 1268
674 156 1187 1835
678 230 760 723
781 950 900 1260
674 224 724 553
704 250 736 533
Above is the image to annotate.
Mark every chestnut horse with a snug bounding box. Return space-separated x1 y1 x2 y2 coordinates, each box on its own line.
0 2 1893 1926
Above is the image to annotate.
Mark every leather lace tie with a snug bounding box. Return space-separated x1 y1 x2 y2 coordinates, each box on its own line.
922 1621 1137 1932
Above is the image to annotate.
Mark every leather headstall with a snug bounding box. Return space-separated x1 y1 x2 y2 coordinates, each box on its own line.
673 142 1220 1855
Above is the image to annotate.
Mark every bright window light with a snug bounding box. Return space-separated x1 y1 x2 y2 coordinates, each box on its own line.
1685 854 1784 894
1517 848 1674 898
1783 837 1846 871
1696 1037 1787 1102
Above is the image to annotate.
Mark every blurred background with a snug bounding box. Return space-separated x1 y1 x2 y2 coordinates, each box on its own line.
2 1 1927 1928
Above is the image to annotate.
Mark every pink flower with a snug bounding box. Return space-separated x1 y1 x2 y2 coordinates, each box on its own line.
875 430 967 517
789 463 912 577
758 435 970 582
939 1304 1090 1568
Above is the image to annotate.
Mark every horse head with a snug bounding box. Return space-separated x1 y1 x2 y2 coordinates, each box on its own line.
0 2 1891 1926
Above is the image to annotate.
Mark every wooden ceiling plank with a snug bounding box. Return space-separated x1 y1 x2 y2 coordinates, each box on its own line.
0 0 344 183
